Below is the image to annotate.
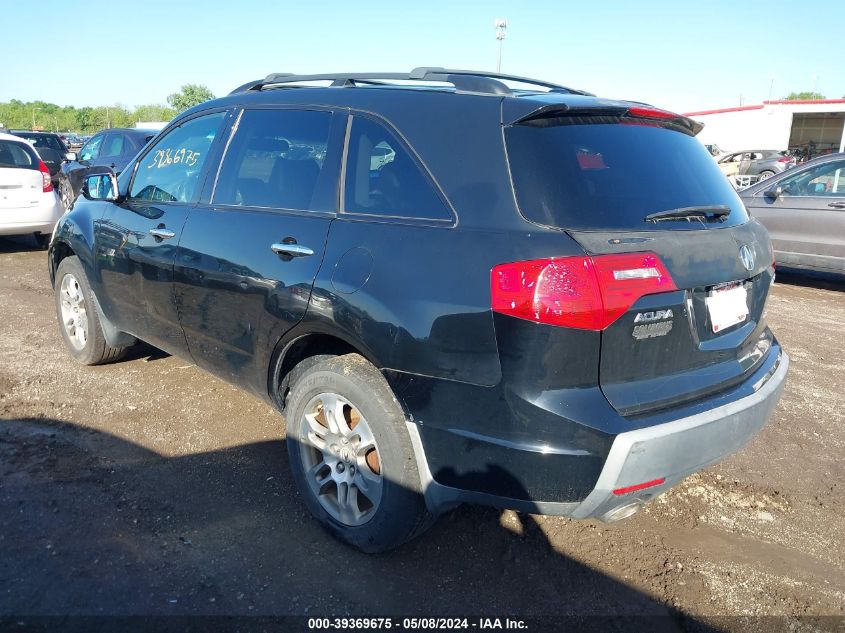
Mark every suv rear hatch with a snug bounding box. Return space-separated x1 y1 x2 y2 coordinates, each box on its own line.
503 102 776 416
0 139 43 210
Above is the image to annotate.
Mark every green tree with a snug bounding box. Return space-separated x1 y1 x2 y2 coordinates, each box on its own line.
784 91 826 100
167 84 215 113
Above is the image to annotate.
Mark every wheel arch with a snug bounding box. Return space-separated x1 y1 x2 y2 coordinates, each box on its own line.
267 325 389 413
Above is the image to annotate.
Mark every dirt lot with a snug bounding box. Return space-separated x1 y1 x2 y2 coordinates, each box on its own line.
1 236 843 631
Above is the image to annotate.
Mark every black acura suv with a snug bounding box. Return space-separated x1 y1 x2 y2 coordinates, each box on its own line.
48 68 788 552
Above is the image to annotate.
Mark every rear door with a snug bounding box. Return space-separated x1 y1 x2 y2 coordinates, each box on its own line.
174 107 343 392
504 106 778 415
95 111 229 356
745 158 845 272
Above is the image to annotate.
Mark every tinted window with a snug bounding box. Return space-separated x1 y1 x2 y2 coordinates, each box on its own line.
780 159 845 196
19 133 64 153
0 140 37 169
213 109 332 210
130 112 225 203
101 134 125 158
343 116 451 221
505 122 748 230
79 135 103 161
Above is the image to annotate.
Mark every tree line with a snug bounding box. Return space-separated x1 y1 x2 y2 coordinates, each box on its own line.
0 84 215 134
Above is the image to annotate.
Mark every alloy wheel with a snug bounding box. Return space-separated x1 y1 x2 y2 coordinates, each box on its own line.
298 392 383 526
59 273 88 350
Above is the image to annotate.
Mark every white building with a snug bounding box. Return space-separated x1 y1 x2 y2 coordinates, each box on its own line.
685 99 845 157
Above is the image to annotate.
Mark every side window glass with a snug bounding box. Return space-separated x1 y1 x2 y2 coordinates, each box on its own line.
130 112 226 203
343 116 451 221
780 160 845 197
213 109 332 210
101 134 124 159
79 135 103 161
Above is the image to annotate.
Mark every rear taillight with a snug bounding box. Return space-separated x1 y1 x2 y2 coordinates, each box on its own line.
38 161 53 193
777 156 793 163
491 252 677 331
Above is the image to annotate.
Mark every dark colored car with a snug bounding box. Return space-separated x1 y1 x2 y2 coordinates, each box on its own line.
718 149 796 181
57 128 156 209
10 130 72 188
739 152 845 273
48 68 788 552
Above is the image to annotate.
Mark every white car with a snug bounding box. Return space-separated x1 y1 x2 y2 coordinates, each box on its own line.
0 132 64 247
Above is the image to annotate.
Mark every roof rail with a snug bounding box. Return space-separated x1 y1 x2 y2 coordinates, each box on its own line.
229 68 591 96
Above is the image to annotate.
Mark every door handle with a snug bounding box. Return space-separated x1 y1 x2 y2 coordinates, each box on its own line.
149 227 176 240
827 202 845 209
271 243 314 258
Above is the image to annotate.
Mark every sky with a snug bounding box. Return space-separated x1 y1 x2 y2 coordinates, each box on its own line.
2 0 843 114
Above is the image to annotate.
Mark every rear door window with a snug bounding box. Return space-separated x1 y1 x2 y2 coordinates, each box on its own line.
505 120 748 230
343 116 451 221
0 140 37 168
101 133 125 159
213 108 333 211
130 111 226 203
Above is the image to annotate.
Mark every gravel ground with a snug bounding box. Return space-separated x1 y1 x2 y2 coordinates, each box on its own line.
0 236 843 631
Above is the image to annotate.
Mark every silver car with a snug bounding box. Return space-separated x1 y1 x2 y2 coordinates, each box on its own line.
719 150 796 181
739 152 845 273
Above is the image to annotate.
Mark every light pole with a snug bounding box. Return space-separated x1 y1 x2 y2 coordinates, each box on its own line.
494 18 507 73
32 107 40 130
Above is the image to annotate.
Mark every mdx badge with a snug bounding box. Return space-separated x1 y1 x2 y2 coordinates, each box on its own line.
632 309 674 339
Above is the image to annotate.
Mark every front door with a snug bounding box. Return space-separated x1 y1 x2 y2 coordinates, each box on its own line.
95 111 229 356
174 107 343 392
748 157 845 271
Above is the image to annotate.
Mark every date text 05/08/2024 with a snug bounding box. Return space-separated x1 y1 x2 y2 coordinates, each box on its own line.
307 618 528 630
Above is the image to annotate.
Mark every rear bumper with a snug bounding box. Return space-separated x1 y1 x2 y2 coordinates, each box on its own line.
409 350 788 518
0 194 63 236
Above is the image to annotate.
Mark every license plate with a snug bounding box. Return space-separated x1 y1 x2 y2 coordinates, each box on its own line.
705 282 749 333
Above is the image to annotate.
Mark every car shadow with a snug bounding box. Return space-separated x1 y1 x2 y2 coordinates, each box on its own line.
774 266 845 293
0 235 46 253
122 342 172 363
0 416 721 631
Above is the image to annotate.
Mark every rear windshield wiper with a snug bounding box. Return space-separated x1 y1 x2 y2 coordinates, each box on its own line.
644 205 731 224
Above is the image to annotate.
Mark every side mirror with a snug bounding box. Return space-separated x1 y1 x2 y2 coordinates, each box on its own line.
763 186 782 200
64 152 76 162
81 168 120 202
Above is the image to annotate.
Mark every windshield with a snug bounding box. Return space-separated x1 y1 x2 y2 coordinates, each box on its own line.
505 121 749 230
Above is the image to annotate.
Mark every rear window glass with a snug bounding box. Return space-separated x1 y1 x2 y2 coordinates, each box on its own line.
505 122 749 230
343 116 451 221
0 141 37 169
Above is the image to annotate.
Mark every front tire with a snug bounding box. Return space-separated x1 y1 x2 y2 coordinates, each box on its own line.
58 177 74 211
285 354 433 552
54 256 129 365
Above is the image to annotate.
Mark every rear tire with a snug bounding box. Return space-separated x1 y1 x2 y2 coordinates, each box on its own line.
285 353 433 553
54 256 128 365
33 233 50 249
58 176 74 211
758 170 775 181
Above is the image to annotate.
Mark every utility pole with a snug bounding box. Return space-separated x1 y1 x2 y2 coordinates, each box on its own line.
768 76 774 101
494 18 507 73
32 108 39 130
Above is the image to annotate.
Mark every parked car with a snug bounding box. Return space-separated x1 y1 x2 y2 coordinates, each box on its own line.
48 68 788 552
719 150 796 181
57 128 156 209
739 152 845 273
0 132 64 247
10 130 73 190
64 134 84 151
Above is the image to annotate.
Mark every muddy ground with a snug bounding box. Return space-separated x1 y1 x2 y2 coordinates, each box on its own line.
0 236 843 631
